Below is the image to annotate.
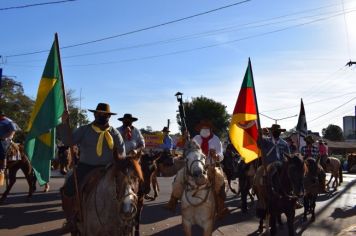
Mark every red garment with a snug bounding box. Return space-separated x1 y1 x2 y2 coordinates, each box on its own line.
201 133 213 156
319 144 328 156
125 127 132 141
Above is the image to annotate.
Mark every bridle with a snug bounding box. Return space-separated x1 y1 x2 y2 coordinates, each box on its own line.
93 167 138 234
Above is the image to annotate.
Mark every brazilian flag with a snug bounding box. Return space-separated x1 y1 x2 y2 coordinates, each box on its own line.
25 35 65 186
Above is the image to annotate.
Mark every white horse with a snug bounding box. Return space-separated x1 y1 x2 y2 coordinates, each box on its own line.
180 140 215 236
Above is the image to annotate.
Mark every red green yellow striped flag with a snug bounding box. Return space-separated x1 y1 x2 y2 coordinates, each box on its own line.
25 35 65 185
229 59 260 163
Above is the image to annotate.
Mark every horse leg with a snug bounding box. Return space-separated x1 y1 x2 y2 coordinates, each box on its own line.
270 212 277 236
228 178 237 195
310 195 316 222
303 195 308 222
21 161 35 199
326 174 332 190
0 165 18 203
182 219 192 236
277 213 283 227
152 173 159 200
202 221 213 236
134 195 144 236
286 212 295 236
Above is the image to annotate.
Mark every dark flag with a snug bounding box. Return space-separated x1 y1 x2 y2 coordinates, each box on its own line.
296 99 307 150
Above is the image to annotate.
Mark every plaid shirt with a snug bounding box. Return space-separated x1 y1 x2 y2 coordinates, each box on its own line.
301 145 319 159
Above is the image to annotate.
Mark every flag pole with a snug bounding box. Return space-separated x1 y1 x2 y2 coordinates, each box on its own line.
55 33 82 222
248 58 265 166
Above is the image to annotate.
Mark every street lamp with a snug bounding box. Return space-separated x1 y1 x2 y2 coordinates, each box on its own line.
175 92 183 103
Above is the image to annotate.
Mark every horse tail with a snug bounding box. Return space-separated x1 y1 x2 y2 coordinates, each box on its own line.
339 161 343 183
131 159 144 182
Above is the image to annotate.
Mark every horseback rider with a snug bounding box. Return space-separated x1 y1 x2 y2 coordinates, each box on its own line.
318 139 329 168
260 124 290 196
286 137 297 154
301 135 327 193
0 110 19 185
117 113 145 156
301 135 319 160
58 103 126 233
166 119 229 219
159 126 174 166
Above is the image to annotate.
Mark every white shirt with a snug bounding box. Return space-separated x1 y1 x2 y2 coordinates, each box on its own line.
193 134 224 164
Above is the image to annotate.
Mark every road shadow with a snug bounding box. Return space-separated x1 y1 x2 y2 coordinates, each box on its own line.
0 192 63 229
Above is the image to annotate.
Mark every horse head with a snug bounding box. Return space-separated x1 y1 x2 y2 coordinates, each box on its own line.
114 155 143 221
286 153 305 197
184 140 208 184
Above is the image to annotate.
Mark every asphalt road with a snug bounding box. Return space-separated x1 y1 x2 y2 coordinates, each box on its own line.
0 173 355 236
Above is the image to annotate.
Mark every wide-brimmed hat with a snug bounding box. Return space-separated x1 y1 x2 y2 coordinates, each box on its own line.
162 127 170 132
304 135 315 143
88 103 116 115
195 119 215 131
118 113 138 122
268 124 286 132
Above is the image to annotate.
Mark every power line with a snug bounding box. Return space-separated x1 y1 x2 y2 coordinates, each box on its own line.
5 8 356 68
53 9 356 67
5 3 354 62
0 0 77 11
309 96 356 123
261 91 356 112
5 0 251 58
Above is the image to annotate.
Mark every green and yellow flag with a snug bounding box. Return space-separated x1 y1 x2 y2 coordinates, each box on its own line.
229 59 260 163
25 35 65 186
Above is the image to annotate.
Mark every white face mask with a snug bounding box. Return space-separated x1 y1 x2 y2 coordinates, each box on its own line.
200 128 211 138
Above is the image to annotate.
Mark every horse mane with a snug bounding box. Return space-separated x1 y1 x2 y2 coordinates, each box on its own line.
131 158 143 182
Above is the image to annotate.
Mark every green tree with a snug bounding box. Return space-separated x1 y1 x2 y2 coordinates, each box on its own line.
177 96 230 138
65 89 89 128
0 77 34 142
322 124 344 141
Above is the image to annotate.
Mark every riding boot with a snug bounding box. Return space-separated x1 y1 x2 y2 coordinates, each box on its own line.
60 187 77 234
165 195 179 213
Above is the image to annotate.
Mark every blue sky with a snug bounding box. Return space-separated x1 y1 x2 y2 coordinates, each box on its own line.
1 0 356 134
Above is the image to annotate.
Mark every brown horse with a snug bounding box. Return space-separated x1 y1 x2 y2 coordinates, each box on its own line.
253 154 304 236
0 142 36 203
76 157 143 236
324 156 343 191
140 151 185 201
303 158 319 222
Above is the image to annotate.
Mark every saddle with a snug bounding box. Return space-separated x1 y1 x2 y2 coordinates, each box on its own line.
80 167 107 200
159 151 175 166
5 142 22 162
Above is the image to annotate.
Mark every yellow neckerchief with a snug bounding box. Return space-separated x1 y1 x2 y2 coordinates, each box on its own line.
91 124 114 157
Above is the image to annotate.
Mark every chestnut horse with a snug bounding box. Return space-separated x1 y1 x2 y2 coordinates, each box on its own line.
0 142 36 203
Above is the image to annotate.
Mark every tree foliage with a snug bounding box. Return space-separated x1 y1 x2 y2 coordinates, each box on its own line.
322 124 344 141
0 77 34 141
0 77 89 141
65 89 89 128
177 96 230 138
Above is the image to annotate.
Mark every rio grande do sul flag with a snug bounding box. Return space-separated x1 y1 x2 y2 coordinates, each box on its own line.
229 59 260 163
25 34 65 186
